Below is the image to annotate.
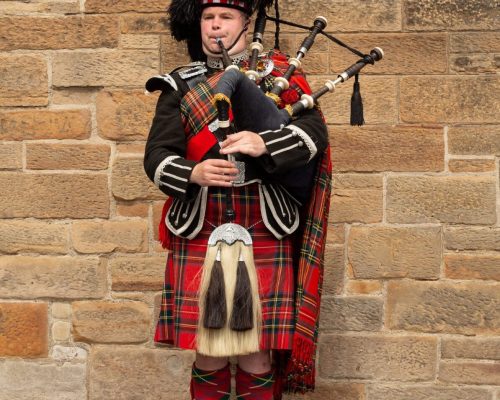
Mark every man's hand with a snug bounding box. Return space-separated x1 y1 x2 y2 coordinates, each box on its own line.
219 131 268 157
190 159 239 187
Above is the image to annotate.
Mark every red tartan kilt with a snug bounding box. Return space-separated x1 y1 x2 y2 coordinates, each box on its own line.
154 183 295 352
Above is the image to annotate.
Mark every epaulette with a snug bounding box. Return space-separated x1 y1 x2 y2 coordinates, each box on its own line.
145 62 208 93
145 74 179 93
175 62 208 89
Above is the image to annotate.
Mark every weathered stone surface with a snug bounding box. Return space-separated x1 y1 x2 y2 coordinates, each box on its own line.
330 125 444 172
404 0 498 30
52 88 97 105
0 256 107 299
52 321 71 342
26 143 110 170
96 90 158 141
0 173 109 219
323 244 344 296
0 303 48 357
0 54 48 106
0 143 22 170
318 334 437 381
445 253 500 281
0 16 119 50
348 226 441 279
121 34 160 49
451 53 498 74
161 33 192 72
110 256 165 291
0 220 68 254
346 280 383 295
387 281 500 335
116 202 149 218
112 156 165 201
327 224 345 245
52 303 71 320
283 381 364 400
386 175 497 224
320 296 383 331
444 227 500 251
330 174 383 223
117 143 146 154
451 32 500 53
448 159 496 172
329 33 447 74
448 125 500 155
314 76 397 125
442 337 500 361
367 385 491 400
439 361 500 385
0 0 80 15
89 346 194 400
0 360 86 400
85 0 166 13
72 220 148 254
50 345 88 363
72 301 150 343
278 0 401 32
400 77 500 123
0 109 91 140
52 50 159 87
121 13 169 34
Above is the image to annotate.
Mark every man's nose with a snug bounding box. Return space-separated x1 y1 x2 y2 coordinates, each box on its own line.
211 17 221 30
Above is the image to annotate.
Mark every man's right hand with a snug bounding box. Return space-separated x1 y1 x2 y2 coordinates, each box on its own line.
189 159 239 187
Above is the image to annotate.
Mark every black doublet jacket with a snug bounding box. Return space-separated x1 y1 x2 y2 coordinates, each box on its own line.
144 58 328 239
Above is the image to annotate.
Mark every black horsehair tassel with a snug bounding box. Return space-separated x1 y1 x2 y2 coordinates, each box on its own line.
229 260 254 331
350 74 365 126
203 260 227 329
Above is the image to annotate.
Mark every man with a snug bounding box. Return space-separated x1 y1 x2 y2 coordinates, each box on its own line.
144 1 331 398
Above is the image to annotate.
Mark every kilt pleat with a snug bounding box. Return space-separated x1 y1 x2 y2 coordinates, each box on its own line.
154 183 295 351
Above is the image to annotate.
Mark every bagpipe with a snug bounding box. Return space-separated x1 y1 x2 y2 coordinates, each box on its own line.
197 6 384 360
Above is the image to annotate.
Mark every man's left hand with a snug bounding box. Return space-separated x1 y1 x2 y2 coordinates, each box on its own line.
219 131 268 157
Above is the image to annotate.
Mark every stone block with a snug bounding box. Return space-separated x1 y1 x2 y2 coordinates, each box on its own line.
0 303 48 357
96 89 158 141
327 224 345 245
387 280 500 335
367 385 491 400
444 227 500 251
348 226 441 279
26 143 110 170
110 256 166 291
445 253 500 281
320 296 383 331
121 13 169 34
318 334 437 381
116 202 149 218
0 361 86 400
0 173 109 219
72 301 150 343
117 143 146 154
330 125 444 172
451 32 500 53
85 0 166 13
0 54 48 106
277 0 401 32
345 280 383 295
448 159 496 173
0 143 22 170
52 50 159 87
283 381 364 400
112 156 166 201
448 125 500 155
442 337 500 361
386 175 497 224
0 109 91 140
0 15 119 50
0 256 107 299
404 0 498 30
330 174 383 223
329 33 447 74
52 321 71 342
51 345 88 363
0 220 69 255
400 76 500 123
52 303 71 320
161 34 192 72
121 34 160 49
89 346 194 400
52 88 97 105
313 76 397 125
451 53 498 74
439 361 500 385
72 220 148 254
323 244 344 296
0 0 80 14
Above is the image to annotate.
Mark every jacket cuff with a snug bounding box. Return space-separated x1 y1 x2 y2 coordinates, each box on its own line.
154 156 199 200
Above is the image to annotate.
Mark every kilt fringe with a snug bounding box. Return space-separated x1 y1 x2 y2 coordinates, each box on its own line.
197 241 262 357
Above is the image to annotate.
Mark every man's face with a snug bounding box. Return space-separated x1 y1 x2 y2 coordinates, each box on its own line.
200 7 248 56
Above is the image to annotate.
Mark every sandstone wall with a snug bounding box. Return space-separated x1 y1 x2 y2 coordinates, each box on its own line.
0 0 498 399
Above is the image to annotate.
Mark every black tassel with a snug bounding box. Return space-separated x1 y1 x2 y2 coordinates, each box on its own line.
229 261 254 331
203 261 227 329
350 74 364 126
